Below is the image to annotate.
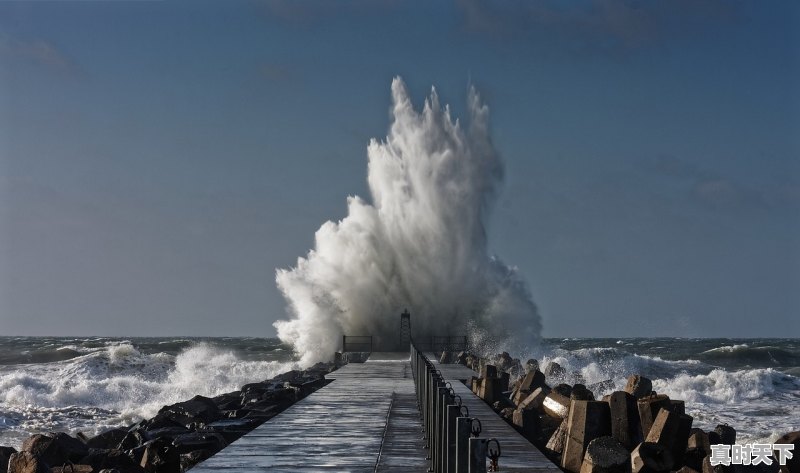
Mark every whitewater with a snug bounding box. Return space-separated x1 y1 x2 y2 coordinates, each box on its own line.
0 336 797 450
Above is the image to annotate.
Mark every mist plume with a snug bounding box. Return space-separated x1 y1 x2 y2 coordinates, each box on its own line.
275 77 541 365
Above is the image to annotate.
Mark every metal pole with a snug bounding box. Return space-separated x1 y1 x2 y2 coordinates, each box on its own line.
468 438 488 473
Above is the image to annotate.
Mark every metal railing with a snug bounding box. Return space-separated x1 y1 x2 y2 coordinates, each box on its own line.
410 338 500 473
415 336 469 353
342 335 373 352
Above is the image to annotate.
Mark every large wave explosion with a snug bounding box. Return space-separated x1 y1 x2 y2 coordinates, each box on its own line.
275 78 542 365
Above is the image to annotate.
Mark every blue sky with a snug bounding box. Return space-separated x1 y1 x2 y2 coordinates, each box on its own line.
0 0 797 337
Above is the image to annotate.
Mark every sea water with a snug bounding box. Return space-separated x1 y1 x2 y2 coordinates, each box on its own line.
0 336 797 449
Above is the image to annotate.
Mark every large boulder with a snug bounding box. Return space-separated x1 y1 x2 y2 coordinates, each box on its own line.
86 428 128 450
22 432 88 467
7 451 49 473
157 395 222 429
1 446 18 473
79 448 147 473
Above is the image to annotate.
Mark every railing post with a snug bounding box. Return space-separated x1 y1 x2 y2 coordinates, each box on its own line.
468 438 488 473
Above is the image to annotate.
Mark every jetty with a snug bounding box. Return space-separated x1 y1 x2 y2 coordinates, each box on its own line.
191 346 559 472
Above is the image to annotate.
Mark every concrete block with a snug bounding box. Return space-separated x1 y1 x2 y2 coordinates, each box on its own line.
685 429 711 472
561 400 612 473
774 431 799 473
545 361 567 379
644 408 693 469
512 408 540 438
572 384 595 401
499 371 510 392
520 370 547 392
478 377 502 405
637 394 671 438
547 419 569 454
625 375 653 399
608 391 642 450
543 391 572 419
714 424 736 445
631 442 673 473
480 364 497 379
519 386 551 411
580 436 630 473
669 400 686 415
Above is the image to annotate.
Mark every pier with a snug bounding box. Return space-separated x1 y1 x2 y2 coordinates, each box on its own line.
192 349 559 472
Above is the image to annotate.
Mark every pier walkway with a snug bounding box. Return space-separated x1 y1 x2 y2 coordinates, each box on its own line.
192 353 425 473
192 353 558 472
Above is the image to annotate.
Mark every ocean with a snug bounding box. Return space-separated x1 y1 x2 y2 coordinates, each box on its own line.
0 336 797 450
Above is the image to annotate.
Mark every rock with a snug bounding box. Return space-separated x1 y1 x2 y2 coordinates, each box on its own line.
139 437 180 473
179 449 213 471
525 359 540 373
499 407 515 420
79 448 147 473
545 362 567 379
1 446 18 473
624 375 653 399
644 408 693 468
171 432 227 455
676 467 701 473
631 442 673 473
211 392 242 411
86 428 128 450
22 432 89 466
52 466 93 473
7 451 49 473
118 429 148 451
773 431 799 473
608 391 642 450
580 436 630 473
157 396 222 429
714 424 736 445
561 401 612 473
637 394 671 438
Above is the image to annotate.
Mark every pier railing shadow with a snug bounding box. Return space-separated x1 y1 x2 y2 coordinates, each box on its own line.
410 337 500 473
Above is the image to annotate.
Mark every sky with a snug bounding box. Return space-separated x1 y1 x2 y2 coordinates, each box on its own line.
0 0 798 338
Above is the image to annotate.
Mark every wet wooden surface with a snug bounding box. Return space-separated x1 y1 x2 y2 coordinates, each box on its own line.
191 355 426 472
192 354 559 472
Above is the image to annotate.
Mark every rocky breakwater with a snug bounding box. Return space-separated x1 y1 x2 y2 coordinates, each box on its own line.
448 351 798 473
0 362 338 473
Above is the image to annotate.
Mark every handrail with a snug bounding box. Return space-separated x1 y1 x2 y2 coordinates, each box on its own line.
410 337 500 473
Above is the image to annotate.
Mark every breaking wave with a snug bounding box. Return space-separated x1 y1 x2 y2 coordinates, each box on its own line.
275 77 542 365
0 341 296 447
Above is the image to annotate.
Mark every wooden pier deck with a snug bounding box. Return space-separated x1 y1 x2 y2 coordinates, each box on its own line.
191 354 559 472
191 353 425 473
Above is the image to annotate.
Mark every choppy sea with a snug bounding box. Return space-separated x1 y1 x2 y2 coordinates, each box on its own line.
0 337 797 449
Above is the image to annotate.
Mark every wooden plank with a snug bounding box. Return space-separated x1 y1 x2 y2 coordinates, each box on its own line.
191 359 426 472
